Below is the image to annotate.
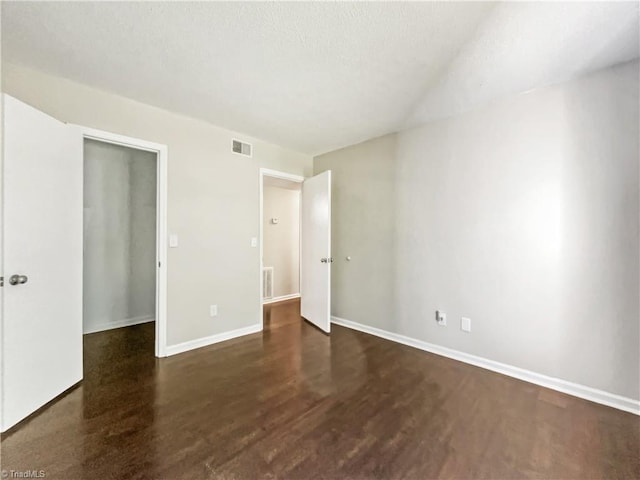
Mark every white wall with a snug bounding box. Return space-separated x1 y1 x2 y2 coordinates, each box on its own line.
315 61 639 401
1 63 313 347
83 139 157 333
263 185 300 298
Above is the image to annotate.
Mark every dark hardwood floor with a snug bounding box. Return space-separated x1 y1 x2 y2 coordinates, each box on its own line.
1 299 638 479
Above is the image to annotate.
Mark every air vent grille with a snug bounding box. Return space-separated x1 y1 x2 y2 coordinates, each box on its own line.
232 139 252 157
262 267 274 299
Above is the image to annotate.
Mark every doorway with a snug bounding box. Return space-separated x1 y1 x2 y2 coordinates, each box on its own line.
259 169 304 331
80 127 168 357
83 139 157 340
259 168 332 333
261 173 302 305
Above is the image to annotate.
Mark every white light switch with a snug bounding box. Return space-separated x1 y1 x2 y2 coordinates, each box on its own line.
461 317 471 332
251 237 257 248
210 305 218 317
169 234 179 248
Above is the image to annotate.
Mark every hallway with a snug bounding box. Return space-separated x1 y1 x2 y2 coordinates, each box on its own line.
1 299 638 479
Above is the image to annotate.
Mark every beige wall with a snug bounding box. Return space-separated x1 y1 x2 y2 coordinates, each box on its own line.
2 63 313 347
262 186 300 298
315 61 640 400
315 134 398 328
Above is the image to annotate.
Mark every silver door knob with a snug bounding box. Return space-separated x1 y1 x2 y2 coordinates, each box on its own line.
9 274 28 285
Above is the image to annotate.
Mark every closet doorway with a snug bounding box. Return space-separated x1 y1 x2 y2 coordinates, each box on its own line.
81 128 168 357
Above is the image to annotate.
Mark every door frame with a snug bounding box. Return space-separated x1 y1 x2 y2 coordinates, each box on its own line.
76 126 168 357
259 168 304 328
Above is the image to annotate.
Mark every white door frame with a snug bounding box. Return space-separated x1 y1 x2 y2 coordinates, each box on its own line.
259 168 304 328
75 126 168 357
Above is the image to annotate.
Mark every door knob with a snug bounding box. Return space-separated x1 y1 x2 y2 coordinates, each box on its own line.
9 274 28 285
320 258 327 263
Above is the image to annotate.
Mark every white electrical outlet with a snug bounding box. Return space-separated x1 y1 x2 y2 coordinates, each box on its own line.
461 317 471 332
436 310 447 326
210 305 218 317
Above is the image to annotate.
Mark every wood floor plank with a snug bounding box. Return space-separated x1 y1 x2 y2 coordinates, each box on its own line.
1 300 638 479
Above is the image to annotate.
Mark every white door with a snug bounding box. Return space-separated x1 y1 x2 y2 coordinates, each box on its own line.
300 170 332 333
2 95 83 432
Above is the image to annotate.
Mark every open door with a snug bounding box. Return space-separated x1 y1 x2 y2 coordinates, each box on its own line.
2 95 83 432
300 170 331 333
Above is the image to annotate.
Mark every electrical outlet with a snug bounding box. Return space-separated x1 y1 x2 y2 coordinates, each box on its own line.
210 305 218 317
436 310 447 326
461 317 471 332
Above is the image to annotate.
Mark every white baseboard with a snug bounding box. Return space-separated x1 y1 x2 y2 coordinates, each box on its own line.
331 316 640 415
263 293 301 305
84 315 155 334
165 323 262 357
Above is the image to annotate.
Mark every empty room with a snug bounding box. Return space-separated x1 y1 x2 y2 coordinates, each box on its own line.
1 2 638 479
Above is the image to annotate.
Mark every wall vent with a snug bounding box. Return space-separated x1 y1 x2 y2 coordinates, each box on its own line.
232 139 252 157
262 266 274 299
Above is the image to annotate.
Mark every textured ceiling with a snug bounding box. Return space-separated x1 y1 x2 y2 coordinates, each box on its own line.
2 2 638 155
406 1 640 128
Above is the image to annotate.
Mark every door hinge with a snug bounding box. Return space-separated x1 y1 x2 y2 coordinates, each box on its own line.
0 276 3 287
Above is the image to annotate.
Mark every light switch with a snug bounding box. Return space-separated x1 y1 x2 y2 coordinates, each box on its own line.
251 237 257 248
461 317 471 332
169 234 179 248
